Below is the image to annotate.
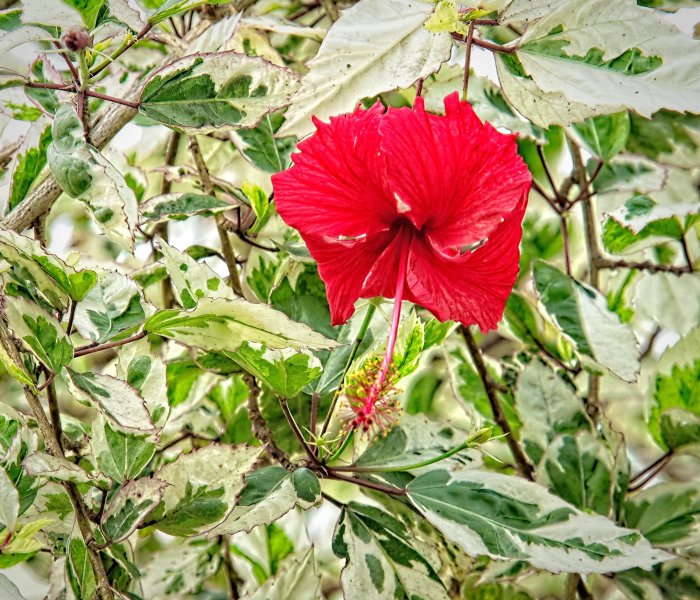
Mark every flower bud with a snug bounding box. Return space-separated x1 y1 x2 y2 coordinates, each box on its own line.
62 27 91 52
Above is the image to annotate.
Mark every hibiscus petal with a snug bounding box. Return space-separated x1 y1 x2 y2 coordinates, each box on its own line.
305 230 395 325
272 102 398 239
380 92 531 248
406 198 527 331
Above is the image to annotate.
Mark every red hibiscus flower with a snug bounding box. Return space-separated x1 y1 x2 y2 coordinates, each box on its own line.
272 91 531 431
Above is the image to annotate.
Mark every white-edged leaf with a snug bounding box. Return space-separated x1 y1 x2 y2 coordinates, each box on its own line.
47 104 137 252
407 468 672 573
332 502 450 600
65 369 156 434
280 0 451 137
3 296 73 372
140 192 231 223
139 51 300 133
23 452 110 490
635 273 700 337
606 195 699 235
101 478 168 544
0 26 56 54
145 297 337 352
0 228 97 310
533 261 640 382
73 271 150 344
91 414 156 483
245 548 321 600
153 444 262 536
208 466 321 536
501 0 573 24
156 237 231 309
0 468 19 532
515 0 700 120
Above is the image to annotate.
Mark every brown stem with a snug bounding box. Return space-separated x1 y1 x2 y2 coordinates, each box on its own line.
219 535 240 600
73 331 147 357
628 450 674 492
84 89 140 109
596 258 692 276
25 81 73 91
457 36 517 53
560 213 572 276
462 22 475 100
537 145 561 203
279 397 323 469
680 234 694 273
66 300 77 336
244 373 293 470
46 380 64 454
188 136 243 295
327 470 408 496
309 393 319 441
460 326 534 480
52 41 80 82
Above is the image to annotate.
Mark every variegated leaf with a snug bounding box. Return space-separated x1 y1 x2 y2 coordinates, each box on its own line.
101 478 168 544
23 452 110 490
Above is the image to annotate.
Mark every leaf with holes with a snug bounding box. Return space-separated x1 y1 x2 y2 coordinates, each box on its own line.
139 52 300 133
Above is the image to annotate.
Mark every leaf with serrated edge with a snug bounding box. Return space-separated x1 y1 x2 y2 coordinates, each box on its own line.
3 296 73 372
208 467 321 536
0 228 97 309
515 0 700 118
280 0 451 137
635 273 700 337
534 261 640 382
91 414 156 483
407 469 671 573
154 444 262 536
245 548 321 600
101 478 168 544
0 468 19 532
145 297 337 352
333 502 449 600
140 192 231 223
65 369 156 435
139 52 300 133
23 452 110 489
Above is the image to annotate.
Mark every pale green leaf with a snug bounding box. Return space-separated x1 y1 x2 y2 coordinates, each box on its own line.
65 369 157 434
3 296 73 372
606 195 698 235
102 478 168 544
501 0 572 24
149 0 229 25
533 261 640 381
153 444 262 536
572 112 630 160
332 502 450 600
139 52 300 133
407 469 671 573
280 0 452 137
208 466 321 536
23 452 110 489
140 192 231 223
9 124 51 211
91 414 156 483
145 297 337 352
0 574 27 600
245 548 321 600
635 273 700 337
0 468 19 531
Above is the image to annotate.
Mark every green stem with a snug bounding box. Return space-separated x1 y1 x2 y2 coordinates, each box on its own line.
90 23 153 77
325 429 354 464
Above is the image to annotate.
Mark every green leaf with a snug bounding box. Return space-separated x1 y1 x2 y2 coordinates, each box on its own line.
280 0 452 137
407 469 671 573
145 297 337 352
65 369 157 435
9 125 51 211
67 537 96 600
22 452 110 489
207 466 321 536
616 559 700 600
332 502 449 600
73 271 148 343
510 0 700 125
354 415 478 472
3 296 73 372
139 51 300 133
234 112 296 173
152 444 262 536
0 468 19 532
226 343 322 399
156 237 230 309
391 311 425 379
533 260 640 382
62 0 105 28
627 109 700 168
140 192 231 222
246 548 321 600
605 194 697 236
624 483 700 547
0 228 97 309
47 104 138 252
102 478 168 543
650 359 700 450
91 415 156 483
242 182 272 235
514 361 589 465
148 0 229 24
572 112 630 159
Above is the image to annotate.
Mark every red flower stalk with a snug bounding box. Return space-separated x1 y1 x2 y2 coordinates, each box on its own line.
272 92 531 427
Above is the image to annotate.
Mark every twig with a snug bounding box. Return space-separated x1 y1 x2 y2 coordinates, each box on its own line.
462 22 475 100
84 89 140 109
52 41 80 83
628 450 674 492
320 0 339 21
326 470 408 496
73 331 147 357
680 234 694 273
310 392 320 440
560 213 572 276
453 35 517 54
460 326 534 480
244 373 293 470
46 380 63 454
66 300 77 336
90 23 154 77
219 535 240 600
537 145 560 202
596 258 692 276
279 397 324 470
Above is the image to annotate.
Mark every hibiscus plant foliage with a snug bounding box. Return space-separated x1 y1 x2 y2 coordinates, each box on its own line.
0 0 699 598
